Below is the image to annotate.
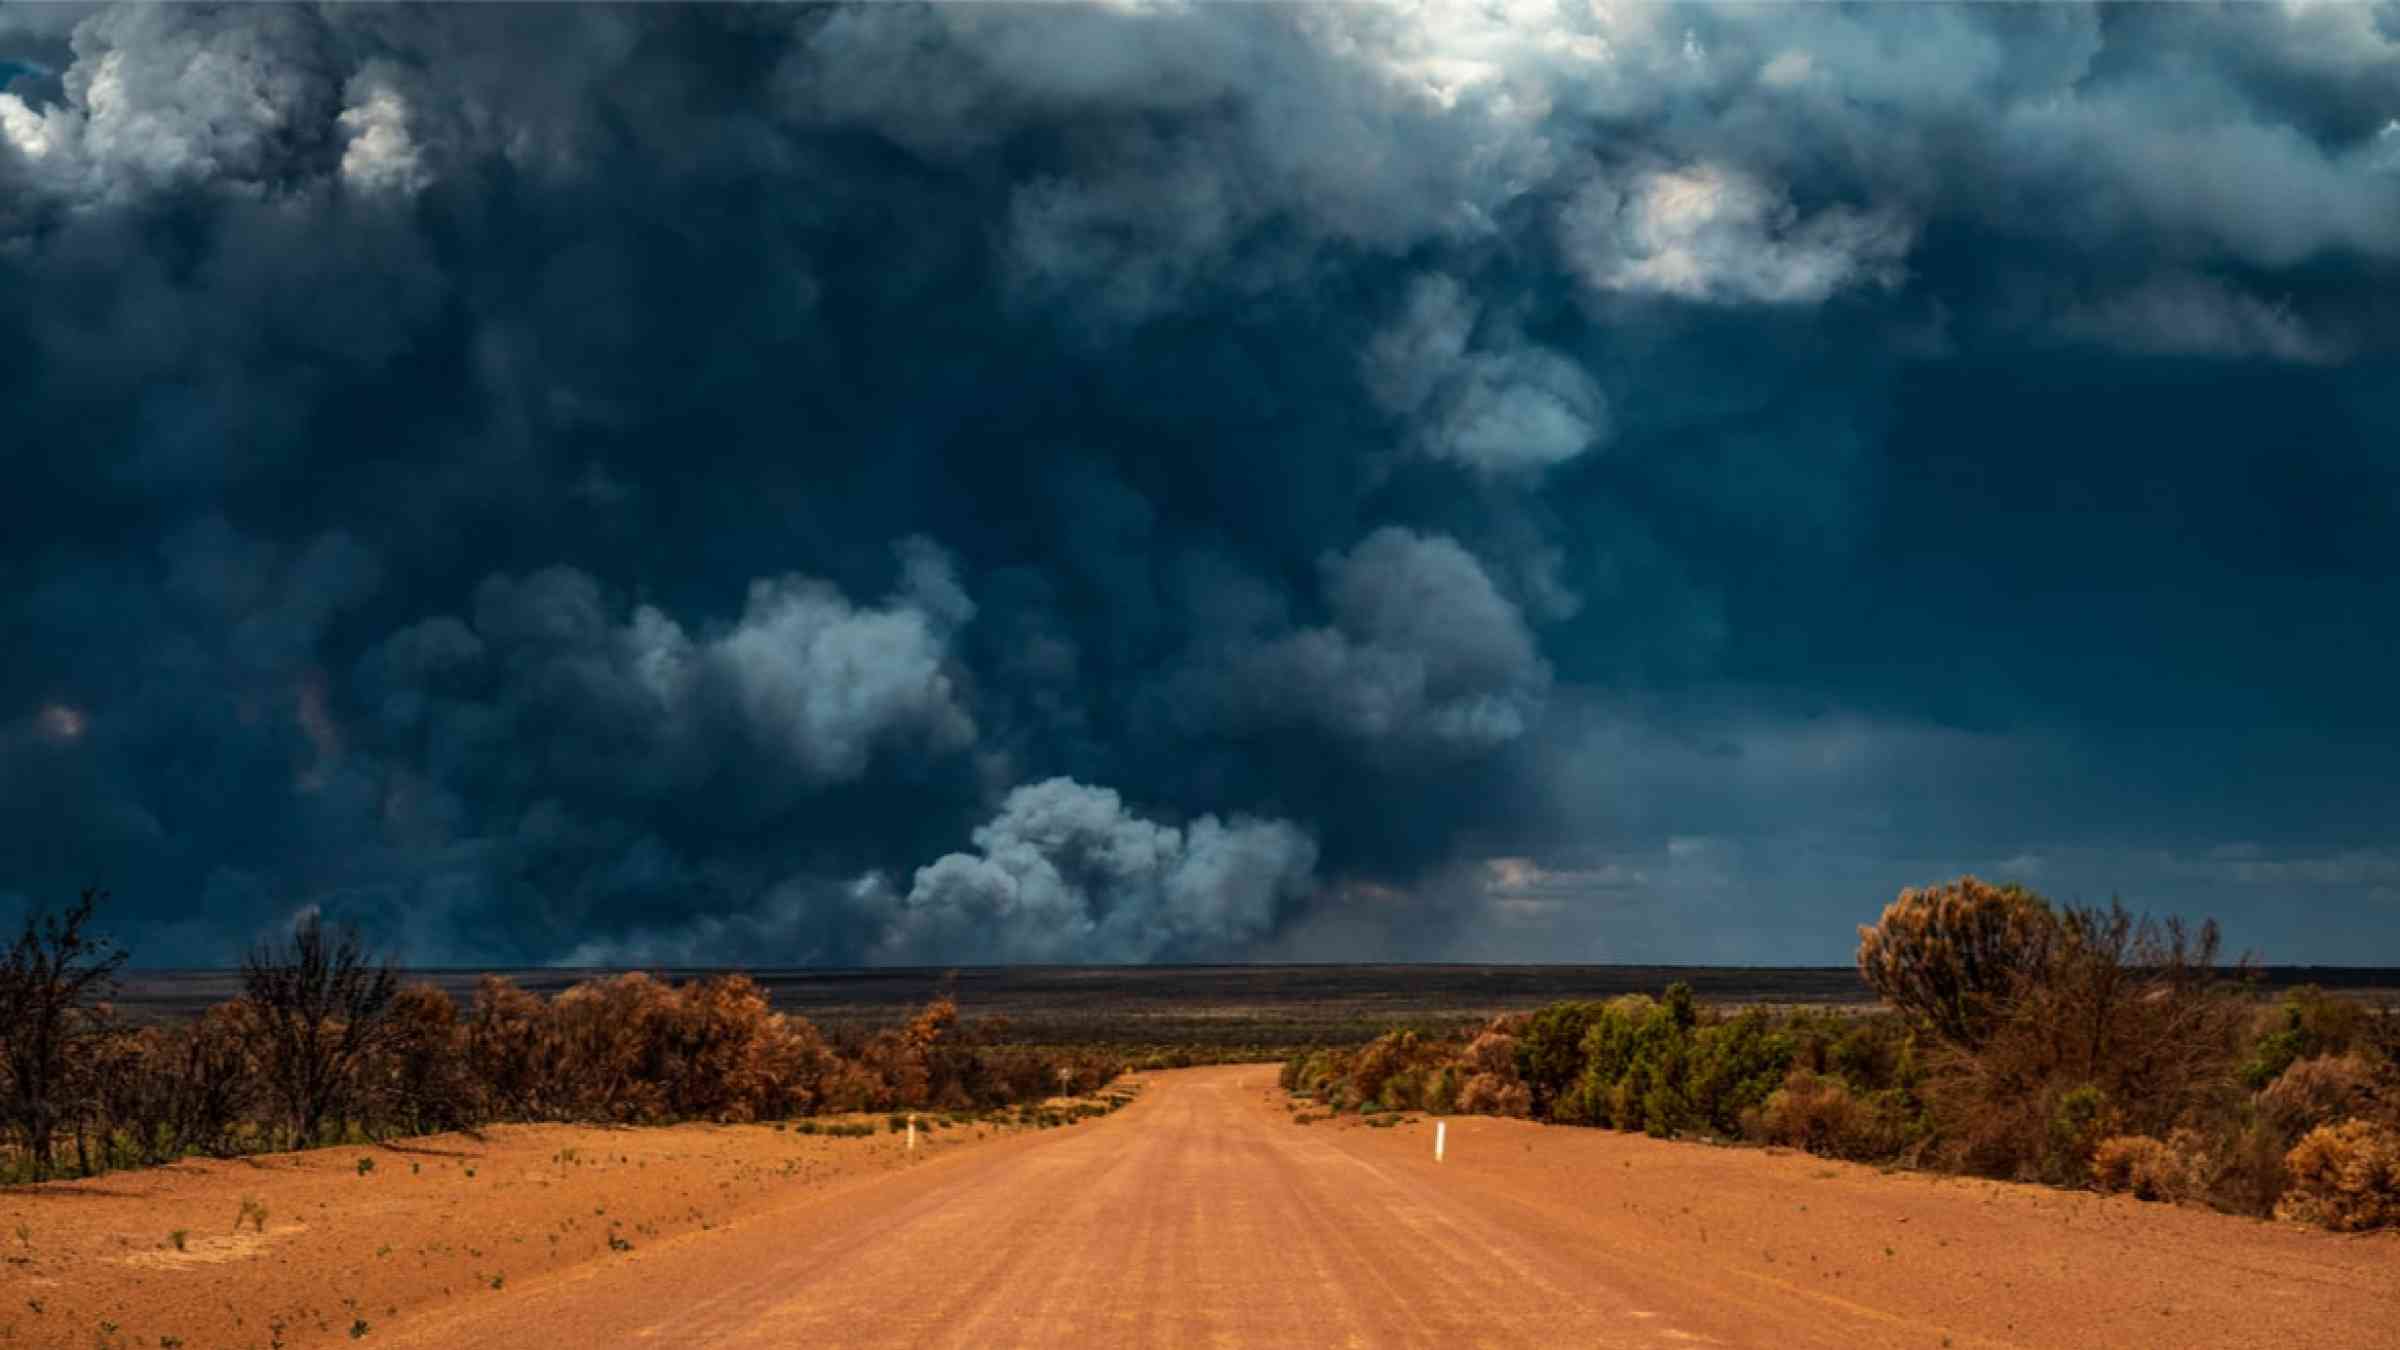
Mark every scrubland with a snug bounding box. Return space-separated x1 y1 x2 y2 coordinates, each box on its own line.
1286 877 2400 1233
0 893 1121 1187
8 876 2398 1247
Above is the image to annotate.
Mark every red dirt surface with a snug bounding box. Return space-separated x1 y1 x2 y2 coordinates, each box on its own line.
9 1066 2395 1348
0 1106 1044 1349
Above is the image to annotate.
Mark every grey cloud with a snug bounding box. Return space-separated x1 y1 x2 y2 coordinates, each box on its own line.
553 871 892 969
1989 85 2400 268
6 4 2400 967
2052 273 2344 364
1192 527 1549 755
710 567 977 785
787 3 1567 317
0 5 341 202
1364 273 1609 473
373 537 976 807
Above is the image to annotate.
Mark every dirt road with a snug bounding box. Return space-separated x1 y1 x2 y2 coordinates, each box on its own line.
372 1066 2396 1350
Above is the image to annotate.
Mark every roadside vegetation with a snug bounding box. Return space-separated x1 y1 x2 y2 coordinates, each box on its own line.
1284 877 2400 1232
0 890 1121 1183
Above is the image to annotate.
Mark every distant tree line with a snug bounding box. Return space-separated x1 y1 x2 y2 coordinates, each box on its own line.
0 889 1119 1183
1286 877 2400 1233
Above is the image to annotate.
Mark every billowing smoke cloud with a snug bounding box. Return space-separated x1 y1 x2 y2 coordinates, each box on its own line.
364 536 975 809
1364 274 1610 473
4 4 2400 965
1187 527 1550 756
867 777 1318 964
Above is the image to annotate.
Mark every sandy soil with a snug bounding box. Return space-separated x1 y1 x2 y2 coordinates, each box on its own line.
0 1103 1082 1349
8 1066 2395 1348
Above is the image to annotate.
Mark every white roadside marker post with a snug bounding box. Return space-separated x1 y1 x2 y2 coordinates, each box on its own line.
908 1115 918 1152
1435 1119 1446 1163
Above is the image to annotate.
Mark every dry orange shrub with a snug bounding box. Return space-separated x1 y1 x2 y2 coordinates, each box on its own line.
2276 1120 2400 1232
1856 876 2057 1051
1748 1067 1908 1160
2090 1133 2203 1202
2256 1054 2383 1139
465 974 557 1119
1454 1019 1531 1117
378 982 478 1132
433 976 1103 1126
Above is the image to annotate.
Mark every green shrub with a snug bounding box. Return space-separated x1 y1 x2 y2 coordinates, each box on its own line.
1552 992 1806 1140
1516 1002 1609 1117
1685 1011 1798 1136
2048 1084 2112 1174
2241 987 2376 1090
1422 1066 1458 1116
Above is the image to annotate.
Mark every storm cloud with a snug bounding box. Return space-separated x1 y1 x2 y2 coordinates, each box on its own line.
4 3 2399 965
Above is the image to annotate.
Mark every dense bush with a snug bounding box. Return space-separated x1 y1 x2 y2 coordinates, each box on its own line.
1549 990 1829 1140
1748 1068 1912 1160
2240 985 2380 1089
1515 1001 1610 1117
0 895 1124 1182
1278 877 2399 1233
2256 1053 2384 1139
2275 1120 2400 1231
1856 876 2057 1051
2090 1134 2200 1202
1289 991 1909 1148
1457 1022 1531 1117
1841 883 2264 1189
376 983 479 1135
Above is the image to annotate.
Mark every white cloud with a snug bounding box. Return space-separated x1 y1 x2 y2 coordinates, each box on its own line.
1561 163 1913 305
337 76 429 196
1759 49 1814 89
